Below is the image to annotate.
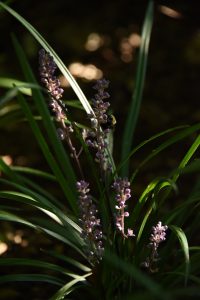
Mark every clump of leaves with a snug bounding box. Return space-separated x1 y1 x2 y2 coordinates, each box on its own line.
0 1 200 300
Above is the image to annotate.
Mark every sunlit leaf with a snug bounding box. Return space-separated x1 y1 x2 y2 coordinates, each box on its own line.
50 274 91 300
169 225 190 286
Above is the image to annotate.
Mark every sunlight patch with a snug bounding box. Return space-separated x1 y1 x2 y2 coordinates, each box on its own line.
85 33 104 51
0 242 8 255
69 62 103 80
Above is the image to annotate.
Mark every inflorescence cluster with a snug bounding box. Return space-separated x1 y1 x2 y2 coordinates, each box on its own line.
39 49 66 122
112 178 134 239
39 49 84 177
39 49 75 139
84 79 112 171
77 180 104 263
38 49 168 267
142 221 168 272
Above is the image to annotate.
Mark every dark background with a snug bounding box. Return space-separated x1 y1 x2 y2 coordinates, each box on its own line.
0 0 200 299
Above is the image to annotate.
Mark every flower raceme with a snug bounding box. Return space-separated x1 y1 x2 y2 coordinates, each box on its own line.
142 221 168 272
92 78 110 126
83 79 112 171
112 177 134 239
150 221 168 250
39 49 66 123
76 177 135 264
76 180 104 263
39 49 85 177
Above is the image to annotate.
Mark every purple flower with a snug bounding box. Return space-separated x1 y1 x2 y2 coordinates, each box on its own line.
93 78 110 91
38 49 83 177
141 221 168 273
77 180 104 263
39 49 67 122
92 79 110 126
83 79 113 171
112 178 134 239
39 49 64 101
149 221 168 249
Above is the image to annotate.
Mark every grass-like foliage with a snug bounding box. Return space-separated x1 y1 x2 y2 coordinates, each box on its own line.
0 1 200 299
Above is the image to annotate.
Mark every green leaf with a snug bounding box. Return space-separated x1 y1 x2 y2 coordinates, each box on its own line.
0 3 116 176
0 2 115 174
172 133 200 183
0 210 37 229
0 156 22 183
0 77 40 98
104 250 171 300
121 1 154 176
130 123 200 182
0 207 84 256
130 177 174 227
16 92 77 213
159 133 200 206
0 274 64 286
189 246 200 251
0 190 63 225
0 1 94 116
11 35 78 212
0 158 64 211
0 258 83 279
0 178 82 233
134 178 176 245
136 207 152 244
0 106 25 127
41 249 91 272
117 125 187 175
50 274 91 300
31 216 83 248
9 167 61 208
0 177 58 214
175 158 200 174
169 225 190 286
11 166 56 181
65 100 84 110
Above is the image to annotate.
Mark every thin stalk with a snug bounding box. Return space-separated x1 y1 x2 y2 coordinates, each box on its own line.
61 119 84 179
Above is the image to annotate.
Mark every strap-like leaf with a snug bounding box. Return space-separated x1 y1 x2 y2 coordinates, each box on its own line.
170 225 190 286
0 274 64 286
0 1 94 116
104 250 170 300
121 1 154 176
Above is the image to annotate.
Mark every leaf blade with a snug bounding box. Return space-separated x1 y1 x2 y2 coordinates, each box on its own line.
170 225 190 286
0 1 94 116
121 1 154 176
